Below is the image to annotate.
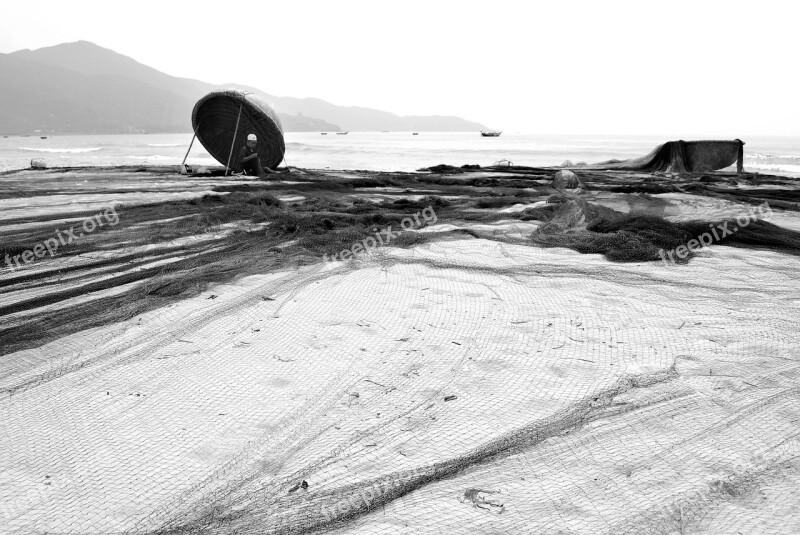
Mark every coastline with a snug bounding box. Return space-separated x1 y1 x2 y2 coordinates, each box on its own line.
3 132 800 175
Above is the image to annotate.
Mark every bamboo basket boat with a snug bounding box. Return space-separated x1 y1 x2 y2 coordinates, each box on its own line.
191 89 285 171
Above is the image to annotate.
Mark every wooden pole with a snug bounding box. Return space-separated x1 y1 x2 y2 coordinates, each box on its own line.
225 103 243 176
179 129 198 174
736 138 745 174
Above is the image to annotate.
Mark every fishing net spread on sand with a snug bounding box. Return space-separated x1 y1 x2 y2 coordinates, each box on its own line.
1 166 799 535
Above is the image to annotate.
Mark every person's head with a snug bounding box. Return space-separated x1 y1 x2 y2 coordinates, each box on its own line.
246 133 257 148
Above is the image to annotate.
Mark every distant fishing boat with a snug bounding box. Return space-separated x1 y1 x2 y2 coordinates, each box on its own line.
321 132 328 135
481 130 501 137
336 131 349 135
412 132 419 135
40 136 48 139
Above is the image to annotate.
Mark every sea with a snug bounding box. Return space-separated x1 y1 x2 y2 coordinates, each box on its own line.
1 133 799 176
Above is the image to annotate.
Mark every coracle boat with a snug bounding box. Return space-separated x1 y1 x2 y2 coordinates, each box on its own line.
191 89 285 171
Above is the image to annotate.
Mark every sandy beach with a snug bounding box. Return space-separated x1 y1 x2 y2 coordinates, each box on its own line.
1 164 799 534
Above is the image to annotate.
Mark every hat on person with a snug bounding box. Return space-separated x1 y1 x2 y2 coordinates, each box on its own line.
247 133 257 142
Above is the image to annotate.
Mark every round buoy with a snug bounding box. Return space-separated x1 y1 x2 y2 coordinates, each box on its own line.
553 169 581 189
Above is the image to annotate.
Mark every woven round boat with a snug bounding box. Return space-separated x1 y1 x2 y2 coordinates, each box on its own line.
191 89 285 171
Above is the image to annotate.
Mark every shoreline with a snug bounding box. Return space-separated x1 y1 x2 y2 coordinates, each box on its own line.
4 132 800 177
3 159 799 181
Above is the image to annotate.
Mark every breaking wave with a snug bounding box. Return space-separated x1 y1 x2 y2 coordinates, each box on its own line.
746 152 800 162
19 147 103 154
744 152 800 175
130 155 175 161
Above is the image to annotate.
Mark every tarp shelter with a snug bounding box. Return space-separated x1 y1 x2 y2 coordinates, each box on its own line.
592 140 745 174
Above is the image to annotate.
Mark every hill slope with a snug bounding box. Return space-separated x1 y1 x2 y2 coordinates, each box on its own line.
0 41 485 134
0 52 190 133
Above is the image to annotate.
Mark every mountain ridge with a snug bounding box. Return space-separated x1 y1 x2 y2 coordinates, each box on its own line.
0 41 486 134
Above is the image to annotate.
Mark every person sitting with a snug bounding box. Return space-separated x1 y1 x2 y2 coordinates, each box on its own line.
238 133 274 178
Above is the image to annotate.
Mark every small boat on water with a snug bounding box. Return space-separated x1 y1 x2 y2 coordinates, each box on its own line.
321 132 328 135
481 130 501 137
40 136 48 139
336 131 349 135
412 132 419 135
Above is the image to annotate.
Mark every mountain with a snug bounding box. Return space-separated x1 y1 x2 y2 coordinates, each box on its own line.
0 51 191 134
231 85 487 133
0 41 335 134
9 41 211 97
0 41 485 134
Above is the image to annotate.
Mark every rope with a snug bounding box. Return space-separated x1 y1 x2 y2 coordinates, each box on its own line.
224 103 243 176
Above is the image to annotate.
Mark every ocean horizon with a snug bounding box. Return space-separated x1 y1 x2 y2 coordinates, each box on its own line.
2 132 799 176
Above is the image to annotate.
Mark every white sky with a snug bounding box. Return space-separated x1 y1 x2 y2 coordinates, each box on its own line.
1 0 798 135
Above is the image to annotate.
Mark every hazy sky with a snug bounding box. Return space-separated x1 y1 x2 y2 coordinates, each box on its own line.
1 0 797 135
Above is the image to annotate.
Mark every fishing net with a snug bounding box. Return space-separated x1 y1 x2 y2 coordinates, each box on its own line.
1 166 799 535
529 199 800 263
